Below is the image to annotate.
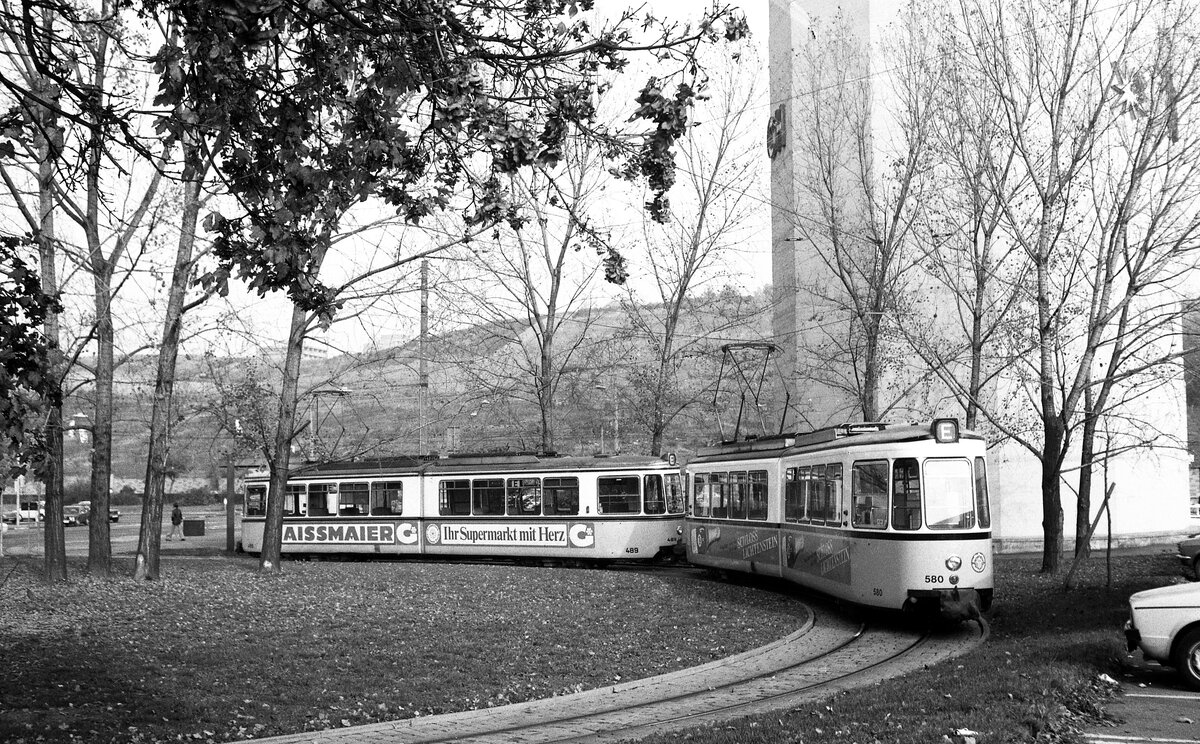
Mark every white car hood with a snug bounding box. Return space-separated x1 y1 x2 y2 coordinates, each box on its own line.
1130 581 1200 609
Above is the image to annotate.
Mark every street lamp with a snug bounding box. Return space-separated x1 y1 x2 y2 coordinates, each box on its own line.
593 384 620 454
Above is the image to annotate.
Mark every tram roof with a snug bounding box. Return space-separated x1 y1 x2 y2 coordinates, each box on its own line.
246 451 676 480
693 420 982 461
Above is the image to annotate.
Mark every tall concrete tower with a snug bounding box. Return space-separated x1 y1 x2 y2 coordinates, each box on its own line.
768 0 903 427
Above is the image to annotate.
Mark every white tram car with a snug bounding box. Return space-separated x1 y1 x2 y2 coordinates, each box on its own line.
240 453 685 562
685 419 993 618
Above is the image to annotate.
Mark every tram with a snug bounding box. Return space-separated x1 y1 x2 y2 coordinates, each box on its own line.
239 453 685 561
685 419 993 619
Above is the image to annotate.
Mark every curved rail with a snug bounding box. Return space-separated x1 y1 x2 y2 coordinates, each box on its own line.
246 604 986 744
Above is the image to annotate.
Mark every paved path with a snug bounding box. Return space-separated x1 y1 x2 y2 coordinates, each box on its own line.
245 612 984 744
1083 654 1200 744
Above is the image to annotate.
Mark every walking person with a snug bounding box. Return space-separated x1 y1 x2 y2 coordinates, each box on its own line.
167 502 184 541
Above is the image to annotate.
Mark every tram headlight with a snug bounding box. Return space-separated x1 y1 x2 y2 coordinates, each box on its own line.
945 555 962 571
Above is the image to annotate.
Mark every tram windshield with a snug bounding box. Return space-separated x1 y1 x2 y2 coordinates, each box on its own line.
923 458 975 529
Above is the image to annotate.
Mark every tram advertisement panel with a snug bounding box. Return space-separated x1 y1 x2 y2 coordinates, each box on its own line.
282 522 419 545
689 523 781 564
782 528 852 586
424 522 596 549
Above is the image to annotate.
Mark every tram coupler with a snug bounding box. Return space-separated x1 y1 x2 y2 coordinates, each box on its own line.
906 587 983 624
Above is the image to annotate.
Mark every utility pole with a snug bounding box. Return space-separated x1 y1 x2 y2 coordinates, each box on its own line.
419 259 428 455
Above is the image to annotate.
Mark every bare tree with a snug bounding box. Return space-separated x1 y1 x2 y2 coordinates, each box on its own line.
621 45 765 454
894 0 1031 433
787 9 938 422
441 142 608 455
958 0 1200 570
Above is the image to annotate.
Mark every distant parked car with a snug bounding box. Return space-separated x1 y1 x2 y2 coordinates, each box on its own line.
75 500 120 523
1125 581 1200 689
62 505 88 526
1180 534 1200 580
1 510 17 525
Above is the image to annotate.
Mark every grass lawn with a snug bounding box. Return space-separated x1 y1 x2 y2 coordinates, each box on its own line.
0 548 1186 744
0 555 807 744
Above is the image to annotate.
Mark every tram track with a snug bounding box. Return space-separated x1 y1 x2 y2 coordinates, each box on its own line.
250 607 985 744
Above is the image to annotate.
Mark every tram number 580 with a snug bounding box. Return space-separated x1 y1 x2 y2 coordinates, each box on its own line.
924 575 946 584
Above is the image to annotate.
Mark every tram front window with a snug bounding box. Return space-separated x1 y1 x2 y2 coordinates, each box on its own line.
665 474 684 514
924 458 975 529
644 475 666 514
974 457 991 528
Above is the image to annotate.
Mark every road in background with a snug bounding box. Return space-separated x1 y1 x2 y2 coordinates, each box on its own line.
0 505 235 557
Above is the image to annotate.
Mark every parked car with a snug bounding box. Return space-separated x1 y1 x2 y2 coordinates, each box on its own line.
1180 534 1200 580
62 505 88 526
1125 581 1200 689
75 500 120 523
1 510 17 525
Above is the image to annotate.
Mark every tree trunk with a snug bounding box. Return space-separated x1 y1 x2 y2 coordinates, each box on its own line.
1074 383 1097 558
36 77 67 583
135 142 202 581
259 303 307 574
87 262 114 576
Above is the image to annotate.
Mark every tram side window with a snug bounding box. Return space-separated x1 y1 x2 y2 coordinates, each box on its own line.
473 479 505 516
784 467 804 522
711 472 729 518
440 479 471 516
285 484 306 516
307 484 335 516
891 458 922 530
543 477 579 515
974 457 991 528
246 485 266 516
644 475 666 515
851 461 888 529
826 464 844 525
729 471 747 519
747 470 769 520
370 481 403 515
598 476 640 514
665 473 684 514
692 473 711 517
339 482 370 515
807 465 828 524
507 478 542 516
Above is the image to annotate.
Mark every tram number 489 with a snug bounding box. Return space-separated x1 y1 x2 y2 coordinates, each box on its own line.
924 575 946 584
